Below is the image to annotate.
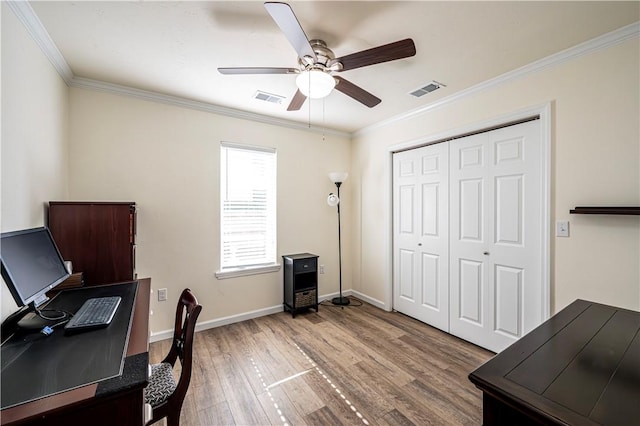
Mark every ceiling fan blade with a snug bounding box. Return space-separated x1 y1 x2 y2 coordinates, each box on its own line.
333 38 416 72
334 76 381 108
287 89 307 111
218 67 297 75
264 2 317 62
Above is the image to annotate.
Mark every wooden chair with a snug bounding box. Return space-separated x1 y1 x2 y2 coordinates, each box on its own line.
144 288 202 426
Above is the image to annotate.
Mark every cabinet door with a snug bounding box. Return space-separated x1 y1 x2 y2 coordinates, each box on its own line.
49 203 135 285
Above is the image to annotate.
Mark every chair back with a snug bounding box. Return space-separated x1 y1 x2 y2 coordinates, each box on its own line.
151 288 201 425
166 288 201 396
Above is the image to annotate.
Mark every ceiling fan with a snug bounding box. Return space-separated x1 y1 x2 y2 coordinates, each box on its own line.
218 2 416 111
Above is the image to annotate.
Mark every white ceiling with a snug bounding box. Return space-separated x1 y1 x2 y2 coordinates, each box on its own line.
28 1 639 134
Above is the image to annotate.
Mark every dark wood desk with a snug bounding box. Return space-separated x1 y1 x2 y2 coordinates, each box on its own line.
1 278 150 425
469 299 640 426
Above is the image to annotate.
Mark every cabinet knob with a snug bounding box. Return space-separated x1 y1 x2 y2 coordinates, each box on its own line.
418 243 422 246
483 251 490 255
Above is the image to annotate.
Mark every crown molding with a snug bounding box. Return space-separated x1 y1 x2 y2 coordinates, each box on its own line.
354 21 640 138
69 77 350 137
7 1 73 85
9 1 637 139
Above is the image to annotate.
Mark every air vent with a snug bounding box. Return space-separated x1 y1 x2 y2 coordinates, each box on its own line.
410 81 445 97
254 91 285 104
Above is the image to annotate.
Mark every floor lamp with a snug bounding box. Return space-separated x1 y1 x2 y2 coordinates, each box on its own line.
328 172 349 306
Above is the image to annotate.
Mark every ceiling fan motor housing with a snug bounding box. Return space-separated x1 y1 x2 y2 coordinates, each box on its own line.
299 39 342 72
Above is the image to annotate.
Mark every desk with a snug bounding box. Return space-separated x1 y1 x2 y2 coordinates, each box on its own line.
1 279 150 425
469 299 640 426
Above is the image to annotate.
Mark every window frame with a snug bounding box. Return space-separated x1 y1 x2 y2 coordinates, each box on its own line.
216 142 279 279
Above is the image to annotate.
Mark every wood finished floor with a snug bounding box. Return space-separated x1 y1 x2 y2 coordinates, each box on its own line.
149 298 494 426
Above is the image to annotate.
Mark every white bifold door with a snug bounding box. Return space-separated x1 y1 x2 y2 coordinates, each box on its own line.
393 142 450 331
393 120 545 353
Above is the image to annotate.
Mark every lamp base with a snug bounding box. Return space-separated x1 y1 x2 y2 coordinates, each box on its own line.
331 296 350 306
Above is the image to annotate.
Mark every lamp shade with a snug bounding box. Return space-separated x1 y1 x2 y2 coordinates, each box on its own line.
296 70 336 99
328 172 348 183
327 193 339 207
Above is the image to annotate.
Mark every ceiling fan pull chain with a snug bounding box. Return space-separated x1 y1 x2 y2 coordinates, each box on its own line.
308 76 312 128
322 98 326 142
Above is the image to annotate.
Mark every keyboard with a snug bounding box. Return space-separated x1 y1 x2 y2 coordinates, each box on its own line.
64 296 122 334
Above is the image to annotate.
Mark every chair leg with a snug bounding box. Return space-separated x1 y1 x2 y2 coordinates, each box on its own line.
166 413 180 426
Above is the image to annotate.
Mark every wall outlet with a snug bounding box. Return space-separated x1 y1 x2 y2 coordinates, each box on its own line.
158 288 167 302
319 264 325 274
556 220 570 237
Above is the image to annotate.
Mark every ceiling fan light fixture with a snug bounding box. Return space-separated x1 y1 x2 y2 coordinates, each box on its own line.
296 69 335 99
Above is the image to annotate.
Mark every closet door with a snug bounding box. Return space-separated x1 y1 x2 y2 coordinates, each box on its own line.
393 143 449 332
449 120 542 352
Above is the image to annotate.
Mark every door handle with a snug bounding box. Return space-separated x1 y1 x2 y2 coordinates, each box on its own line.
483 251 490 255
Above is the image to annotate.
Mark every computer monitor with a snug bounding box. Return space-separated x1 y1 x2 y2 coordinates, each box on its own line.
1 227 70 327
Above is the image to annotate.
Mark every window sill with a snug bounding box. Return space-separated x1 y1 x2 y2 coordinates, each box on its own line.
215 263 281 280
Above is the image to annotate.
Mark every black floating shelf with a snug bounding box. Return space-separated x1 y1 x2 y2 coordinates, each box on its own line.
570 207 640 215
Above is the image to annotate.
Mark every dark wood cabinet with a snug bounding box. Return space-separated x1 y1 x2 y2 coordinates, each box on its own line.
48 202 136 286
283 253 319 317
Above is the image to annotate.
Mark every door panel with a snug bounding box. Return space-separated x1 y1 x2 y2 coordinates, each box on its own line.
450 120 542 352
459 178 484 241
421 183 439 236
495 174 523 246
459 258 483 324
399 185 414 234
393 143 449 332
460 144 484 168
399 249 415 301
495 264 522 337
421 253 439 308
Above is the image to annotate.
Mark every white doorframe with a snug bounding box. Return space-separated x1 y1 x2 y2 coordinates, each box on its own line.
384 103 551 322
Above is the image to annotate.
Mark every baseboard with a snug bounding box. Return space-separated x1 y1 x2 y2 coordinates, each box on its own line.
149 304 284 342
317 289 350 303
349 290 388 311
149 289 385 342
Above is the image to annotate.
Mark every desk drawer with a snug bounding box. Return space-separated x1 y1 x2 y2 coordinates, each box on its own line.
294 258 316 273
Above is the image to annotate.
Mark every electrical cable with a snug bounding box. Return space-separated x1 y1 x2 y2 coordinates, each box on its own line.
38 308 71 321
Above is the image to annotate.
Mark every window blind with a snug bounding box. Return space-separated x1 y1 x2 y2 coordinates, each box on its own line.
220 143 277 269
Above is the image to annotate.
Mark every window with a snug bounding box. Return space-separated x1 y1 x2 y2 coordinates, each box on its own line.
217 142 277 278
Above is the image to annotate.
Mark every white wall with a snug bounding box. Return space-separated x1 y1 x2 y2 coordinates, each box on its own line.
1 4 70 321
351 37 640 313
67 88 351 336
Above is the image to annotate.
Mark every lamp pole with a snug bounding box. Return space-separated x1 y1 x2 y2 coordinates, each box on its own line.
332 181 349 306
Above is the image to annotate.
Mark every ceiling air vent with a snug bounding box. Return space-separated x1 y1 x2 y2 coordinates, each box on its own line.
254 91 285 104
410 81 445 97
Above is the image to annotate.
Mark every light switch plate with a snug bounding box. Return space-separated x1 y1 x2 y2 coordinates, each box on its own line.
556 220 570 237
158 288 167 301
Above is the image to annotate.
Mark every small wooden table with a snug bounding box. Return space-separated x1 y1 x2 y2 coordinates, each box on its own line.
469 299 640 425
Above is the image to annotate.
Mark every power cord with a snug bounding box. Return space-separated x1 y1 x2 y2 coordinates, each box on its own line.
38 309 72 321
37 309 73 335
